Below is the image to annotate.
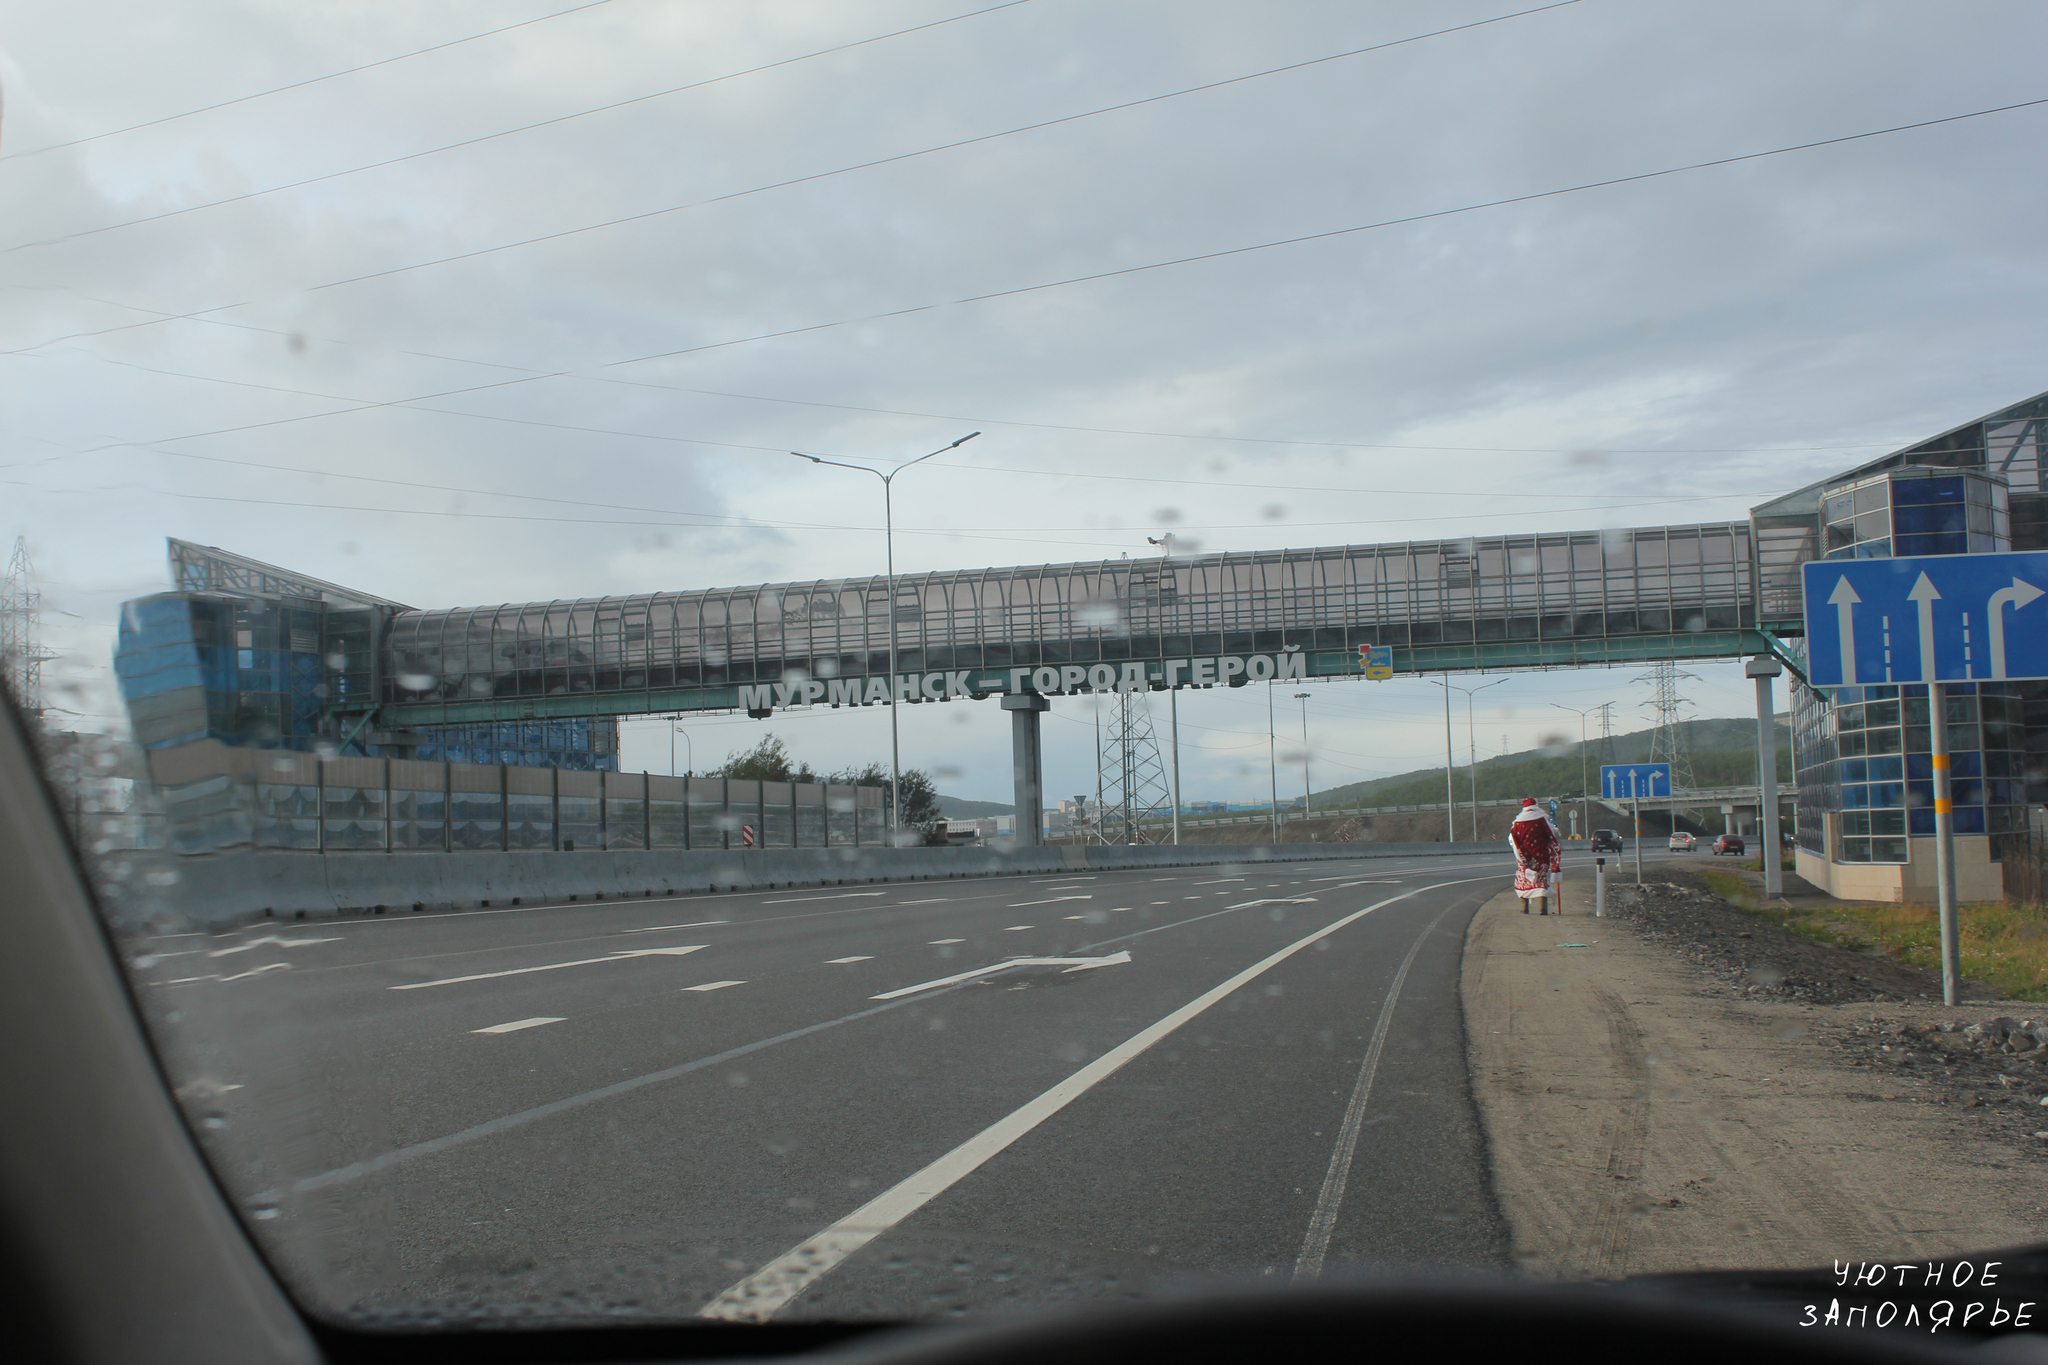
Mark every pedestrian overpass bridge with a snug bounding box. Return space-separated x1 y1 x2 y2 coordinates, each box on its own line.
346 517 1807 732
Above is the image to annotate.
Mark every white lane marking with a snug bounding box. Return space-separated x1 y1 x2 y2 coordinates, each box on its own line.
473 1017 564 1035
1293 904 1456 1283
215 963 291 983
1002 925 1033 931
928 938 965 945
825 956 873 964
1007 895 1091 907
868 951 1131 1001
619 921 729 933
763 892 886 905
1064 915 1088 920
1189 878 1245 885
1228 896 1319 910
1151 901 1172 905
705 881 1453 1321
1029 876 1096 883
389 945 706 990
207 935 341 957
683 980 746 992
1109 907 1131 912
897 898 953 904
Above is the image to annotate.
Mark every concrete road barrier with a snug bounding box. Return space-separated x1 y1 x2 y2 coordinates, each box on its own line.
112 841 1510 929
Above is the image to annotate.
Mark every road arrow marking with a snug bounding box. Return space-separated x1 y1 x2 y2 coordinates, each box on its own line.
869 950 1132 1000
1988 576 2045 679
1828 576 1861 684
389 945 706 990
207 935 341 957
1907 572 1941 682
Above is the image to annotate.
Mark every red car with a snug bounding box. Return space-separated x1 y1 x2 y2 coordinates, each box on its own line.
1712 834 1746 855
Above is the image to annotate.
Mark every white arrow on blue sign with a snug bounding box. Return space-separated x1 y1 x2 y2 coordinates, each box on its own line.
1600 764 1671 800
1800 551 2048 687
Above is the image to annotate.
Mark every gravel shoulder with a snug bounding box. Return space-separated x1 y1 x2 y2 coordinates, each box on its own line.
1460 871 2048 1279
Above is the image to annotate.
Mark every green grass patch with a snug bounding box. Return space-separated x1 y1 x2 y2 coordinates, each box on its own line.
1690 868 2048 1002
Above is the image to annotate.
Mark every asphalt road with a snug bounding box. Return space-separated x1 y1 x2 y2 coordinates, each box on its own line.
130 847 1674 1324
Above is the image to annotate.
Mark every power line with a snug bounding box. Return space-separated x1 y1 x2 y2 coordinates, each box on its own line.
608 94 2048 369
25 350 1806 520
9 1 1038 244
0 1 624 162
22 305 1902 460
17 96 2039 470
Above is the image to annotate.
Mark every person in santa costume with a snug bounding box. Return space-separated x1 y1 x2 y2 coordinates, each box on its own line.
1509 796 1562 915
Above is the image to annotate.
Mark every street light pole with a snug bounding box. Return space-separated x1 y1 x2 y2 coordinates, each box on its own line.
1551 702 1601 843
1294 691 1312 825
1147 534 1183 846
1268 682 1280 842
1438 676 1455 842
1463 677 1507 840
792 433 979 842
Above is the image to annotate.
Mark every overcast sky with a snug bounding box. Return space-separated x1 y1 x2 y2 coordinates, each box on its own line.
5 0 2045 805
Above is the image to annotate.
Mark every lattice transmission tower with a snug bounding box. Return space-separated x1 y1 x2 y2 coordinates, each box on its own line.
2 537 55 721
1594 701 1617 768
1096 689 1172 844
1634 660 1698 792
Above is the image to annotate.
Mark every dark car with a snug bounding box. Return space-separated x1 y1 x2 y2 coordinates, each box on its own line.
1713 834 1746 855
1590 829 1623 852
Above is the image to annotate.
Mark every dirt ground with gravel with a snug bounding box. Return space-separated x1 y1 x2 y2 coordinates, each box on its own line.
1462 868 2048 1280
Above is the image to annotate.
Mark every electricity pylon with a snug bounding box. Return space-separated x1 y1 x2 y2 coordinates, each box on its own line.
1097 688 1172 844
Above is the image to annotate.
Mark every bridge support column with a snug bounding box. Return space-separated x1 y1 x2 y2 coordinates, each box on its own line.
1747 655 1783 897
1002 692 1049 847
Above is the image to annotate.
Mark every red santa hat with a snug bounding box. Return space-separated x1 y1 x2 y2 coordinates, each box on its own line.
1521 797 1536 807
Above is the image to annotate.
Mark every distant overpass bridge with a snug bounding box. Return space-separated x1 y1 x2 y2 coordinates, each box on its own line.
368 519 1804 731
173 518 1811 848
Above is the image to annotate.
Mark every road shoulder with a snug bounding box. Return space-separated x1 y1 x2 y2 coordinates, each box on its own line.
1461 879 2045 1277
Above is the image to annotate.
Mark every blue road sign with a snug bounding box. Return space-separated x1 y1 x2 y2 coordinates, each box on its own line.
1801 551 2048 687
1601 763 1671 800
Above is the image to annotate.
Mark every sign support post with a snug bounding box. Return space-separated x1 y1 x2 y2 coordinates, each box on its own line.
1746 655 1784 897
1930 681 1961 1005
1631 770 1643 884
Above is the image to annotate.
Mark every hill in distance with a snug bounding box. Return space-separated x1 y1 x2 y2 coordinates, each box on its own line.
1306 717 1791 812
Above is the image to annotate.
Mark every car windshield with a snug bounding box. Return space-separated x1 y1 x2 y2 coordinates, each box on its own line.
3 0 2045 1341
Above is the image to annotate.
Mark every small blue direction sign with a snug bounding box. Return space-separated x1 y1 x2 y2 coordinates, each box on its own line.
1601 763 1671 800
1801 551 2048 687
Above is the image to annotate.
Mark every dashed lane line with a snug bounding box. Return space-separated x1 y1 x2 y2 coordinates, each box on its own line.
762 892 886 905
826 956 874 964
619 921 730 933
1002 925 1033 931
928 938 965 945
473 1017 564 1035
683 980 746 992
1007 895 1092 907
389 945 706 990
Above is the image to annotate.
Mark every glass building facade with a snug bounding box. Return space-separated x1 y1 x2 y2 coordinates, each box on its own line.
117 544 617 769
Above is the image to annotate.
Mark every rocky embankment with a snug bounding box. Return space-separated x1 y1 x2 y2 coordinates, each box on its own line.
1602 877 2048 1147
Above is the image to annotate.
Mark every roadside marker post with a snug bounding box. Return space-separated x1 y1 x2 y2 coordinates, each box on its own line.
1595 858 1605 917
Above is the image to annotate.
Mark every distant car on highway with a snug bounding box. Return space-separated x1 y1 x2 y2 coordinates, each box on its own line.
1668 831 1696 852
1713 834 1746 856
1591 829 1623 852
